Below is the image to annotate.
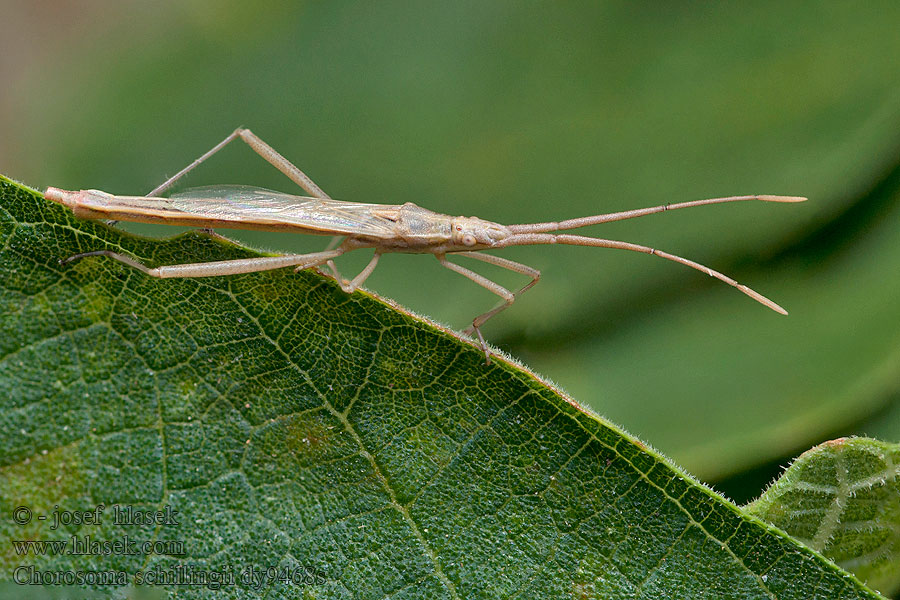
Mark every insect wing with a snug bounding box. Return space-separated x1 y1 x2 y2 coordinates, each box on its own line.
169 185 400 238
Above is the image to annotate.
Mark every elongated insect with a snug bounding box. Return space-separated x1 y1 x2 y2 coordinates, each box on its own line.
45 128 806 362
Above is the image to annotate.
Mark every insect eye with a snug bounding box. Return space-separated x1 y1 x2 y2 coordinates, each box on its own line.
462 234 477 246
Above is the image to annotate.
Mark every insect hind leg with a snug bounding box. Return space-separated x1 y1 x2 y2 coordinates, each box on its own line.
146 127 332 200
142 127 333 235
63 248 345 279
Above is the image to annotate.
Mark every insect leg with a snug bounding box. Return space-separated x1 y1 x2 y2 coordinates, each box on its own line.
147 129 244 197
103 131 243 225
147 128 331 199
150 128 344 280
454 252 541 336
142 128 331 236
62 248 346 279
322 236 346 282
233 128 330 199
137 129 248 232
436 254 517 363
336 252 382 293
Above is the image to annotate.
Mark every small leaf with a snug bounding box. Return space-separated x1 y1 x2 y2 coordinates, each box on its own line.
0 175 884 598
746 437 900 595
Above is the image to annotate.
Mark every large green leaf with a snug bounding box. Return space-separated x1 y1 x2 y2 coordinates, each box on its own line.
746 438 900 596
0 177 886 598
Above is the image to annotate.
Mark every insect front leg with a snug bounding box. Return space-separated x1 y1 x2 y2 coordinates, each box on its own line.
436 253 520 364
455 252 541 336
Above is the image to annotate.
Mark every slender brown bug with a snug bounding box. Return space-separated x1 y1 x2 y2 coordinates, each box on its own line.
46 128 806 361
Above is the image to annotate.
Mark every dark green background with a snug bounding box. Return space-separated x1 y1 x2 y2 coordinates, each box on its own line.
3 1 899 489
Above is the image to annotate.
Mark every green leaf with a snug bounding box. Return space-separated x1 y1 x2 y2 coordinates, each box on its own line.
746 437 900 596
0 176 885 598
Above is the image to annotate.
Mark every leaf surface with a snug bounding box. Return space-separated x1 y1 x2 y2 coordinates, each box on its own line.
747 438 900 596
0 176 885 598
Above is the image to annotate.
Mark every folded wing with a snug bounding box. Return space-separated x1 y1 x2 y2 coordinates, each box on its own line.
170 185 401 238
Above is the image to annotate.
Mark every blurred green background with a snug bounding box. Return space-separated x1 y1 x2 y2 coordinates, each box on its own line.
3 1 899 499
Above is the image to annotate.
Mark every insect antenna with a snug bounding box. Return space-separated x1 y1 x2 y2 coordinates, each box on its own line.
495 233 790 314
506 195 806 235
